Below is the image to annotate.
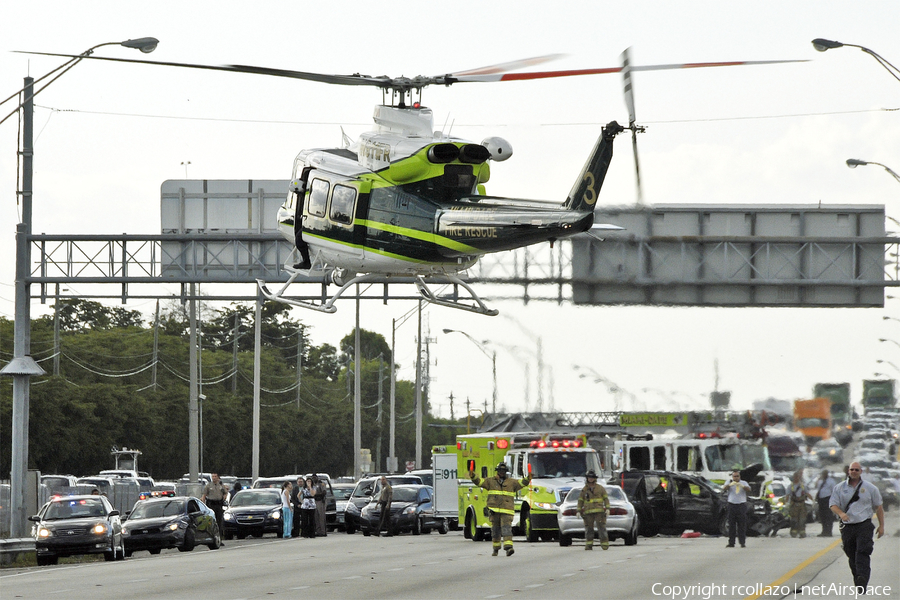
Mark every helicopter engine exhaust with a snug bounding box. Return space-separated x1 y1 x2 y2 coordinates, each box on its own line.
481 137 513 162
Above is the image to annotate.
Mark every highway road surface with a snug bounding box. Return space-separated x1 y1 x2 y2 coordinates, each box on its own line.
2 512 898 600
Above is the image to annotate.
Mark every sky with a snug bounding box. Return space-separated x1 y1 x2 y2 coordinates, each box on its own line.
1 1 899 421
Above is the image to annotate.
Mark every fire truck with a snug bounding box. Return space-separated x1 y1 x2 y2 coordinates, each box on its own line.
448 432 601 542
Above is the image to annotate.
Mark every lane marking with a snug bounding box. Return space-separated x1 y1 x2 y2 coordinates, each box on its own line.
743 539 841 600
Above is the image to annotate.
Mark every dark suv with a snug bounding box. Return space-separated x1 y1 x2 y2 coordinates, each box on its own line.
344 474 423 534
614 470 767 537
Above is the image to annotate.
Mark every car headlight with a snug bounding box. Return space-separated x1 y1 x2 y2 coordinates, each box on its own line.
224 513 234 521
270 510 281 520
166 522 179 531
403 506 416 515
91 523 108 535
534 502 555 511
38 527 51 538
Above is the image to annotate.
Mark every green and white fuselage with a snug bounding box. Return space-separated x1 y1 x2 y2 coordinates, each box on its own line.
276 105 620 278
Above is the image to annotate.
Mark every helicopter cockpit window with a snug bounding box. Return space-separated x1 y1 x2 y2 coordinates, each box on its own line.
308 179 329 217
329 185 357 225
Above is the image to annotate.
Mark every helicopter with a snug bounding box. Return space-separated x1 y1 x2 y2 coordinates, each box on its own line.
22 49 801 315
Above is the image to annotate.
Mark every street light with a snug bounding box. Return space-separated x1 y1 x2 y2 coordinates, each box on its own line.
876 359 900 374
884 316 900 324
1 37 159 125
846 159 900 184
443 329 498 414
811 38 900 82
879 338 900 349
0 37 158 539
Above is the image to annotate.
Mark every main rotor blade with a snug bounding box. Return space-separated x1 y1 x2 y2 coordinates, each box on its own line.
450 58 806 82
448 54 566 77
14 52 392 88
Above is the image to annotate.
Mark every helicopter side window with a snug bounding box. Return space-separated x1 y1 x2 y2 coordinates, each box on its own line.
329 185 357 225
308 179 329 217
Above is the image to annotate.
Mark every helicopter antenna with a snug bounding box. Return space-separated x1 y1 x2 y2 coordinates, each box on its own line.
621 47 645 204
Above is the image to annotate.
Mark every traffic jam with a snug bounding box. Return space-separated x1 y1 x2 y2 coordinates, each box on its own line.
23 408 900 566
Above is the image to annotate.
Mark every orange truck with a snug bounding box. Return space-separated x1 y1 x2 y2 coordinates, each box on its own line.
793 398 832 445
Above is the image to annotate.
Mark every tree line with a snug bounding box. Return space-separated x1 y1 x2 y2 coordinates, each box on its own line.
0 299 464 481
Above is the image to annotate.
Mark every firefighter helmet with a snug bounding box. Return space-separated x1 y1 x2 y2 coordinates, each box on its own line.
496 462 508 471
585 470 598 478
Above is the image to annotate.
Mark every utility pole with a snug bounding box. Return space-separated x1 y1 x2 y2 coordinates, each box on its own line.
252 292 262 482
415 300 423 469
151 301 159 390
231 312 239 394
53 285 61 376
353 287 362 479
188 284 199 484
376 354 383 471
388 319 397 473
296 326 303 409
2 77 45 538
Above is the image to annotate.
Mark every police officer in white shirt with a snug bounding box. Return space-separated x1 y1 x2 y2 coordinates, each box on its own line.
829 461 885 594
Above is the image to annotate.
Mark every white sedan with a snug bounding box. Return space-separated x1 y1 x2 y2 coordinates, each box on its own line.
557 484 638 547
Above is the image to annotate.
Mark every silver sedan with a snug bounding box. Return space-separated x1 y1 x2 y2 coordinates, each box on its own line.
557 484 638 547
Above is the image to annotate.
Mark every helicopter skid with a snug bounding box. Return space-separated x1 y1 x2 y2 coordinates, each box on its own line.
257 270 498 316
414 274 499 316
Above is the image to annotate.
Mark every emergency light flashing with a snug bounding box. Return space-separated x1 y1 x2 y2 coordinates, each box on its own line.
528 439 581 448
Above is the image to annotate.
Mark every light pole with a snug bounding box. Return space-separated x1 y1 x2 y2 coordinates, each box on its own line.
846 159 900 184
812 38 900 82
0 37 158 539
484 340 533 412
573 364 637 411
502 315 546 410
879 338 900 350
876 359 900 374
443 329 498 414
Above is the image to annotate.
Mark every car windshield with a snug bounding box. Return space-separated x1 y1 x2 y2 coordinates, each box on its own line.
231 491 280 507
564 486 625 503
391 488 420 503
130 500 185 519
45 498 106 520
704 443 771 472
333 487 354 500
352 480 375 498
527 452 600 478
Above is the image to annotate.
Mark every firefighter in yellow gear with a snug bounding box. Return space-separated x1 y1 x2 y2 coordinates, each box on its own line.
578 470 610 550
470 462 531 557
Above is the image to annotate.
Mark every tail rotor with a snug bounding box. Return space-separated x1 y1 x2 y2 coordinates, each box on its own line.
621 47 646 204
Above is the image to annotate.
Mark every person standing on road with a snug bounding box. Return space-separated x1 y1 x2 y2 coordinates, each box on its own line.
830 461 885 595
722 470 751 548
375 476 394 536
815 469 837 537
281 481 294 539
577 470 610 551
201 473 228 542
470 462 531 557
301 478 317 538
291 477 304 538
787 469 813 538
312 474 328 537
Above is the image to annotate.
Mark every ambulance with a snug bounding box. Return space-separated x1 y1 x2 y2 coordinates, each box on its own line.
450 432 601 542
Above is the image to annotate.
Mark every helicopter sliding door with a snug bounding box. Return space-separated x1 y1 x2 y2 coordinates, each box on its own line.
367 186 440 268
303 173 365 269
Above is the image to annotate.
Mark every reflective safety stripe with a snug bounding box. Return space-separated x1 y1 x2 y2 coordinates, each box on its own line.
487 490 516 497
491 508 514 514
